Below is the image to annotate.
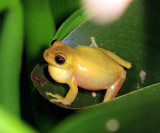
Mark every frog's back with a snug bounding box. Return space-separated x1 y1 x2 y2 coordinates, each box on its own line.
74 45 117 65
73 45 123 90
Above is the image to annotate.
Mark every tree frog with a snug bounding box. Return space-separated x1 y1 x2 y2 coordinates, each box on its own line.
43 37 131 105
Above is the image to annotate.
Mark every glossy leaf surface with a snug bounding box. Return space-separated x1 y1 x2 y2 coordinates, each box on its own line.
31 0 160 109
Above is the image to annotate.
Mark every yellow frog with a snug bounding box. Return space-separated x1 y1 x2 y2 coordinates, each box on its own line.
43 37 131 105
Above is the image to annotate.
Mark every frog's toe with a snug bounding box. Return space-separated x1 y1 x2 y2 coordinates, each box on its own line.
45 92 62 98
45 91 71 105
50 98 71 105
50 98 63 103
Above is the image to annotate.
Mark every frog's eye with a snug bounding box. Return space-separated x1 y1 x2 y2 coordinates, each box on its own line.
55 55 65 64
51 40 57 45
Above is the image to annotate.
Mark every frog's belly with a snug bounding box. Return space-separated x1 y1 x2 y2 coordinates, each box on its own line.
75 67 123 91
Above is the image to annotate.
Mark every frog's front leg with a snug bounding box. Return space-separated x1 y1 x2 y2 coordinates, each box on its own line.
103 69 126 102
45 76 78 105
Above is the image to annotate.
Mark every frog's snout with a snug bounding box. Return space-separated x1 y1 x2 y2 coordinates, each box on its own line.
43 50 52 62
43 50 56 66
43 50 48 59
45 53 49 57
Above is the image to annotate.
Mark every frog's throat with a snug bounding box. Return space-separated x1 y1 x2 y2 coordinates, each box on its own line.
48 64 70 71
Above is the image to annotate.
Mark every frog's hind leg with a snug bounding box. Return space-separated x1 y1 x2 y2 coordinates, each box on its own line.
103 70 126 102
90 37 131 69
100 49 131 69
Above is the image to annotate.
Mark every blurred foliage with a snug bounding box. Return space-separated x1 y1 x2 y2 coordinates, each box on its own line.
49 0 81 27
51 83 160 133
0 0 160 132
0 0 23 116
0 105 36 133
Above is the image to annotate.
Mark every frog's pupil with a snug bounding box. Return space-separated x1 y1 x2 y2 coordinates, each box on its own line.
55 55 65 64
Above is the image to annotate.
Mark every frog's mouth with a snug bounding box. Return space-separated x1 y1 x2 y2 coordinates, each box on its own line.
47 62 73 72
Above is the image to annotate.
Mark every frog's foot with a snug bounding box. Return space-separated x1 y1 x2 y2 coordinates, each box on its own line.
90 37 99 48
45 92 71 105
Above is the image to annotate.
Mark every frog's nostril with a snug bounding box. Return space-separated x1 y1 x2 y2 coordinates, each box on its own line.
44 53 49 57
46 53 49 57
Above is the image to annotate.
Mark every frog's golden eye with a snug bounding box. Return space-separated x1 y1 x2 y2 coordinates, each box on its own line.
50 40 57 45
55 55 65 64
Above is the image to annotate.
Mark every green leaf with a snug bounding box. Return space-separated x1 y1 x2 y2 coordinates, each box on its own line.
0 0 23 116
22 0 56 131
23 0 56 72
0 105 37 133
53 8 88 40
0 0 7 12
49 0 81 26
50 83 160 133
31 0 160 109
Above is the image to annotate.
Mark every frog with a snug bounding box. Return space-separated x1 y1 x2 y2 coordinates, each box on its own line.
43 37 131 105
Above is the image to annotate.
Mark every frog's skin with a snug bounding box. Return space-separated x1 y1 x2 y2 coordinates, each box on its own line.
43 37 131 105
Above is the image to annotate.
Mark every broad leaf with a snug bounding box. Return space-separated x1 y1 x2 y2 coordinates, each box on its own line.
31 0 160 109
50 83 160 133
